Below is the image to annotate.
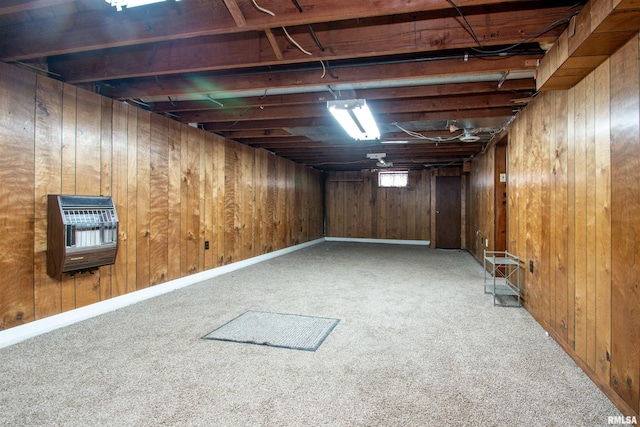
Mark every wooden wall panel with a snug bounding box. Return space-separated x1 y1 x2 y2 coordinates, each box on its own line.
0 62 323 332
74 89 103 308
187 127 202 273
484 34 639 417
0 62 36 327
100 96 113 301
110 100 129 298
594 60 612 381
610 36 640 414
150 114 169 285
212 135 226 266
325 170 435 241
166 119 182 280
554 90 570 343
466 144 495 260
136 111 151 290
34 76 63 319
126 107 138 294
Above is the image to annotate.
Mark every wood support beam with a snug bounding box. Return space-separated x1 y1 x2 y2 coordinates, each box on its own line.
46 7 567 83
0 0 74 16
0 0 563 62
264 28 284 60
536 0 640 90
102 54 540 99
222 0 247 27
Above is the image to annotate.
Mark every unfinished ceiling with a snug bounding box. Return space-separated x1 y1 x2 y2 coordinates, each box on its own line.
0 0 585 171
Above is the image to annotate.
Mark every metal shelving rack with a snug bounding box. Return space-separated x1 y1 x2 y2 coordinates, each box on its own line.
484 250 521 307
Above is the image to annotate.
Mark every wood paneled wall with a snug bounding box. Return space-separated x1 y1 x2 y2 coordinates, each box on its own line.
0 62 323 330
503 35 640 416
325 168 464 245
325 170 431 241
466 147 496 260
466 142 508 261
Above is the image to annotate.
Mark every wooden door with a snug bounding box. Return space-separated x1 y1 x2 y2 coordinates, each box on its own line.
435 176 461 248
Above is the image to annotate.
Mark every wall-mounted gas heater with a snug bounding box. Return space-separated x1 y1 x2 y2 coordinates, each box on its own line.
47 195 119 277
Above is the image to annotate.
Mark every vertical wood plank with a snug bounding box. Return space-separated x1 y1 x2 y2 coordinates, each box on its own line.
253 150 266 254
0 62 36 328
126 107 138 293
574 78 588 361
110 101 129 297
166 119 182 280
610 37 640 414
187 127 201 273
566 86 577 351
149 114 169 285
594 58 612 381
34 75 63 320
266 153 277 251
74 89 102 308
276 157 287 249
540 92 554 328
198 130 206 272
204 132 215 270
554 91 570 342
224 140 238 264
213 135 226 265
99 96 113 301
241 144 255 259
136 111 151 289
60 84 77 311
179 126 189 276
524 101 537 307
584 72 598 370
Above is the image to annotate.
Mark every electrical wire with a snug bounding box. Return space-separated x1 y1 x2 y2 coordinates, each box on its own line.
393 123 463 142
251 0 275 16
282 27 313 56
445 0 580 56
446 0 481 46
469 12 580 55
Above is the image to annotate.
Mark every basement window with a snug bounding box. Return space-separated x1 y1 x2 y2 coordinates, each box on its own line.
378 171 409 188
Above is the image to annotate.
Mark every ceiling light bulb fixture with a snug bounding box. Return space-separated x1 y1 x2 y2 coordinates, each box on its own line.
105 0 178 11
327 99 380 140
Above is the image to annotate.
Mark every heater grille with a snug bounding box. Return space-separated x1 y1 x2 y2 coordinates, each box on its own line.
63 209 118 247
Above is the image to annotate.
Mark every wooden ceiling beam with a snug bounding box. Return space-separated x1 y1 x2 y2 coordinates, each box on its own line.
264 28 284 60
0 0 554 61
218 129 294 138
203 106 516 132
234 129 469 143
177 92 518 123
150 79 535 112
102 54 540 99
0 0 75 16
221 0 247 27
47 7 569 83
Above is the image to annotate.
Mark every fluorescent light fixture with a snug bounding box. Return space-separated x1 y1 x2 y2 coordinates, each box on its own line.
105 0 178 11
380 140 409 144
327 99 380 140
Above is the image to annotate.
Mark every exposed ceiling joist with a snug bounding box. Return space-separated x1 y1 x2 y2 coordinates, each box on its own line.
0 0 586 171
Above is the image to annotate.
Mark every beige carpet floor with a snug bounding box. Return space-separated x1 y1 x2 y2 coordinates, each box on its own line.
0 242 622 426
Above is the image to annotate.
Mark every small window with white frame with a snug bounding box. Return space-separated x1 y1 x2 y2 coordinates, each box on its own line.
378 170 409 188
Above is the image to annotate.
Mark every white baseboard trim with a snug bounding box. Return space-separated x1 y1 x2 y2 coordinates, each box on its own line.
325 237 431 246
0 238 325 349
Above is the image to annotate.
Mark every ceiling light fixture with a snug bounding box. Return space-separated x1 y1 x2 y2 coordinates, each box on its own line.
105 0 178 11
327 99 380 140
